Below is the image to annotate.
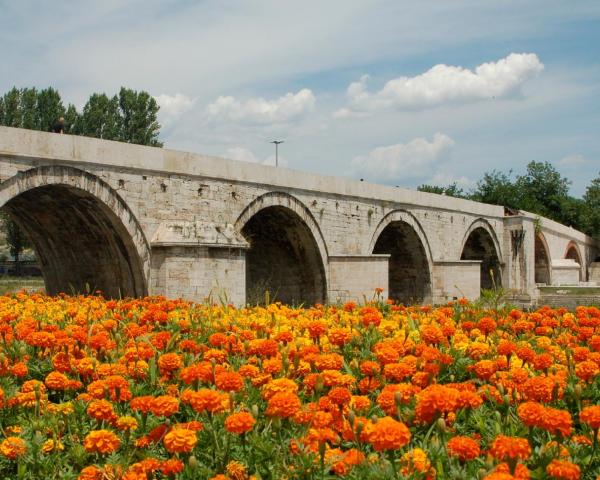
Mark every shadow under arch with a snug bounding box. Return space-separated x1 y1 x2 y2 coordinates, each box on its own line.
0 165 150 297
565 241 584 281
534 232 552 285
235 192 328 306
369 210 433 304
460 219 503 290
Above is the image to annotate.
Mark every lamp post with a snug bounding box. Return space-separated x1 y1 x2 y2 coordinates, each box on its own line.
270 140 284 167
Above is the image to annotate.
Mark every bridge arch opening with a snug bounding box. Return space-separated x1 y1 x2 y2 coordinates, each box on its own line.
460 226 502 290
534 234 551 285
240 205 327 306
372 220 432 304
0 168 148 298
565 242 584 281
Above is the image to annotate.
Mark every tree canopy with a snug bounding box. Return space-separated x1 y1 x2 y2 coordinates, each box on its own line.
418 161 600 239
0 86 162 146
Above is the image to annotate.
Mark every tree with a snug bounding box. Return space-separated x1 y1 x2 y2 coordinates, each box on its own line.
1 214 29 276
36 87 65 132
20 88 38 130
2 87 22 127
80 93 121 140
515 161 571 221
470 170 521 209
118 87 162 147
584 172 600 239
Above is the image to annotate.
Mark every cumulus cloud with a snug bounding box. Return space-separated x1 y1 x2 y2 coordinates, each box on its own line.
155 93 196 124
207 89 315 124
224 147 288 167
336 53 544 116
352 133 454 182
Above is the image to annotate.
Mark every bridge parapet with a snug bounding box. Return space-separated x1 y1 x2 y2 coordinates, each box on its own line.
0 126 597 304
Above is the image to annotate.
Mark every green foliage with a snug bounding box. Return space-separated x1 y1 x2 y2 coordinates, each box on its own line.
0 86 162 146
417 182 466 198
584 172 600 239
118 87 162 147
0 213 30 274
429 162 599 239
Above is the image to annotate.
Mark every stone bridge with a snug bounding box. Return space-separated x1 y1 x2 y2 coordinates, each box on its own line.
0 127 597 305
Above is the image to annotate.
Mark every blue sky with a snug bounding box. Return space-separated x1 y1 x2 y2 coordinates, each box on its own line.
1 0 599 196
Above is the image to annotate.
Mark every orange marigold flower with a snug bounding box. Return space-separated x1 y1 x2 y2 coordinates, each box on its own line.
163 428 197 454
160 458 184 476
262 378 298 400
130 395 154 414
78 466 103 480
546 459 580 480
215 371 244 392
226 460 248 480
473 360 497 380
447 436 480 462
364 416 411 451
45 371 71 390
414 384 460 423
575 360 599 382
541 407 572 437
0 436 27 460
150 395 179 417
185 389 230 414
580 405 600 430
328 387 352 406
225 412 256 434
157 353 182 375
490 435 531 462
87 399 117 422
266 392 301 418
83 429 121 455
517 401 545 428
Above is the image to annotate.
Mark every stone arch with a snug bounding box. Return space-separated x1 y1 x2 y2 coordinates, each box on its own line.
534 232 551 285
0 165 150 297
460 219 503 290
565 241 584 281
369 210 433 304
235 192 328 306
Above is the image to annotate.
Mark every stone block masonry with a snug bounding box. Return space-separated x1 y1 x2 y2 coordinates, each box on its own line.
0 126 598 305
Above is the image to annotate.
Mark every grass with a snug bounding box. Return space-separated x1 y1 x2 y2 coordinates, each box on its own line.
0 275 45 295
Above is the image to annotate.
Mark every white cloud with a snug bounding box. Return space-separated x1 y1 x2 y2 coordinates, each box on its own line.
224 147 288 167
207 89 315 124
352 133 455 182
155 93 196 124
340 53 544 115
556 153 586 167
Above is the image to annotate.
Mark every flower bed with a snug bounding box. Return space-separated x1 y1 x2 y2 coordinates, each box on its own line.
0 292 598 479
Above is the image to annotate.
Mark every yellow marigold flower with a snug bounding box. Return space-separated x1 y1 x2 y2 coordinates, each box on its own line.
42 439 64 454
115 416 138 431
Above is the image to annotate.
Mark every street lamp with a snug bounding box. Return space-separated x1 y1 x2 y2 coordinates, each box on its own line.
270 140 284 167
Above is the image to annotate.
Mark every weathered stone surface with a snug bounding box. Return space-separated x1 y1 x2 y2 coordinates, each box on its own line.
0 126 597 305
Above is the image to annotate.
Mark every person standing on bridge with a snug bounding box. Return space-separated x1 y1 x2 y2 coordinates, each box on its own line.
52 117 65 134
